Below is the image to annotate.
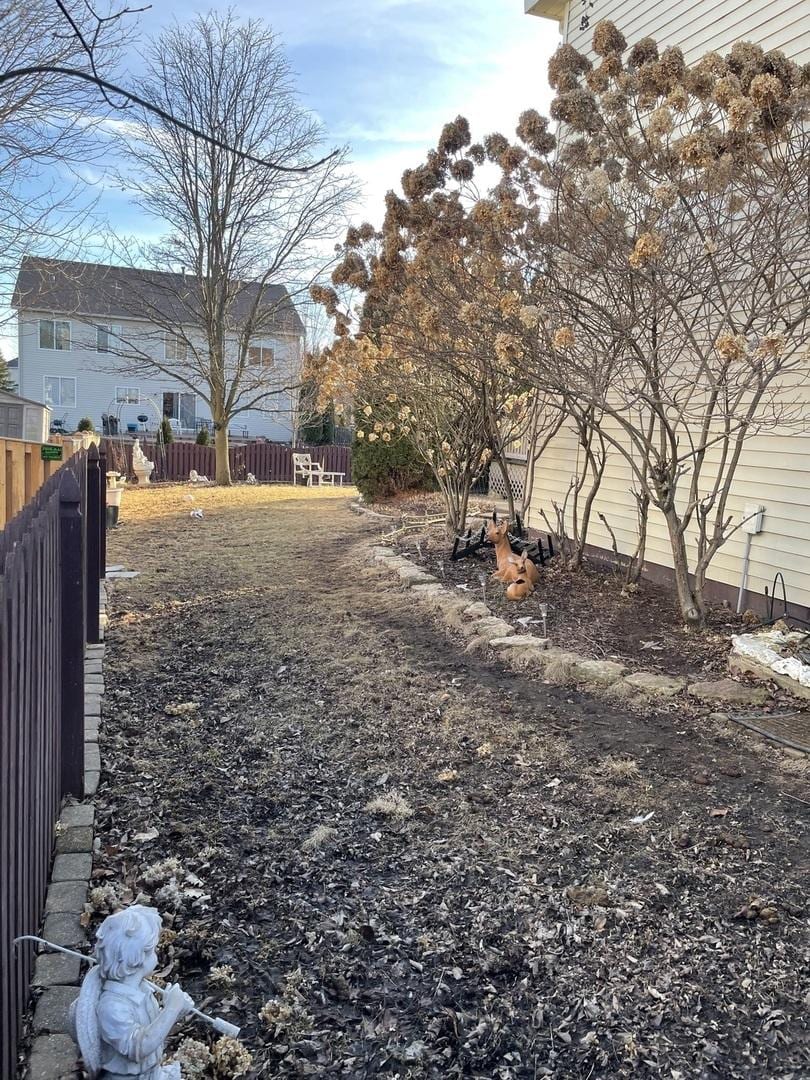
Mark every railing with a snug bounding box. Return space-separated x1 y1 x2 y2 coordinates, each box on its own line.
101 439 352 485
0 444 105 1079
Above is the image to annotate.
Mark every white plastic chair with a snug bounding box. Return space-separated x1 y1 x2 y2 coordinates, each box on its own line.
292 453 345 487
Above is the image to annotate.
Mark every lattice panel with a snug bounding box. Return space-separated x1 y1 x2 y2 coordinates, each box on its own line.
488 460 525 504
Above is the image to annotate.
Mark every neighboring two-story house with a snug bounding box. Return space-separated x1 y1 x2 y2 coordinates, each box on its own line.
12 257 305 441
521 1 810 615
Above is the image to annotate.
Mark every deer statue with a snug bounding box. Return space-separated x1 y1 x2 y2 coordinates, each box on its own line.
486 513 540 599
505 553 538 601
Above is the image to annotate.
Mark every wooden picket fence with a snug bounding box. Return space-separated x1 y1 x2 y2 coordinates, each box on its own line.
0 444 105 1079
0 435 92 531
101 438 352 485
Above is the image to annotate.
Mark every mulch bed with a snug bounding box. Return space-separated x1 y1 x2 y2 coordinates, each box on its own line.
372 499 750 679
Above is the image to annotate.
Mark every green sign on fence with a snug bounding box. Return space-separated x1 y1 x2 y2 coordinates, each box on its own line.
41 444 63 461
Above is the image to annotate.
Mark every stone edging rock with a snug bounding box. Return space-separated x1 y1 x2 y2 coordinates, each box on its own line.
367 544 771 708
26 581 109 1080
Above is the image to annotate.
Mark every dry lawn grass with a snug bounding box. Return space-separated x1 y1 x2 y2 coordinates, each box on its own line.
122 480 355 526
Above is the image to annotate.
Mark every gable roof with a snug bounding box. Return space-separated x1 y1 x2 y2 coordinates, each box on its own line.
0 388 48 409
12 257 305 336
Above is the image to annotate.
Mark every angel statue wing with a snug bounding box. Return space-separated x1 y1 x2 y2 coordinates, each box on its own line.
69 964 103 1079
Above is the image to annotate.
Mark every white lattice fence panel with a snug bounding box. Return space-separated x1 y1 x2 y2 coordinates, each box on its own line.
488 459 525 504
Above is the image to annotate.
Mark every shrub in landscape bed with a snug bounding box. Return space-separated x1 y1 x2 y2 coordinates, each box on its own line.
159 417 174 445
351 432 434 502
195 427 210 445
76 416 94 432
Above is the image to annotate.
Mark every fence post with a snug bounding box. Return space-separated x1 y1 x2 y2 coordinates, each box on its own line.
59 470 85 798
85 445 101 644
99 445 107 583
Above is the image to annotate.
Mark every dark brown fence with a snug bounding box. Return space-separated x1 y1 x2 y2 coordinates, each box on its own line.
101 439 352 485
0 445 105 1079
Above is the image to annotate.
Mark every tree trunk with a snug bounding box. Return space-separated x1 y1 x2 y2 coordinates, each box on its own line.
437 473 473 539
663 507 704 628
493 450 516 523
625 492 649 586
214 423 232 485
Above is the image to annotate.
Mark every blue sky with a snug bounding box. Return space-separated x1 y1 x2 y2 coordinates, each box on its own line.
109 0 560 228
2 1 560 358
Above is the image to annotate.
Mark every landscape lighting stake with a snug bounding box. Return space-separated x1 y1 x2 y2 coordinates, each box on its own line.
480 572 488 603
539 602 548 638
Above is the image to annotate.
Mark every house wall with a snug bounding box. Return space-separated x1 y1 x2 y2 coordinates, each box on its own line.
556 0 810 63
522 3 810 613
17 309 302 441
527 413 810 615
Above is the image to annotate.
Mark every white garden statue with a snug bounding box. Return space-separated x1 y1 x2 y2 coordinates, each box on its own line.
132 439 155 485
71 906 192 1079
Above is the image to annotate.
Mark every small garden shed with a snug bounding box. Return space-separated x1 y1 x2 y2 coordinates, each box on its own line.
0 389 51 442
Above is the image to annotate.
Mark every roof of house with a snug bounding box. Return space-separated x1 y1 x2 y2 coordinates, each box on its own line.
12 256 305 335
0 388 49 409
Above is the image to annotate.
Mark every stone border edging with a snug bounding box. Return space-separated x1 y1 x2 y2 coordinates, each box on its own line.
350 500 396 522
367 544 773 708
26 581 109 1080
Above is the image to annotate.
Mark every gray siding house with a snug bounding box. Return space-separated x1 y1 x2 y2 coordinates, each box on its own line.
13 257 305 441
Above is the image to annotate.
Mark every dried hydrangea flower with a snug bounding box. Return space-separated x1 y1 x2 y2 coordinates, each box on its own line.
592 20 627 58
173 1038 213 1079
209 964 236 988
653 181 679 208
212 1035 252 1078
677 133 714 167
552 327 576 349
757 334 785 358
646 106 674 136
715 332 747 361
749 72 786 106
628 231 665 267
727 96 757 130
548 43 592 90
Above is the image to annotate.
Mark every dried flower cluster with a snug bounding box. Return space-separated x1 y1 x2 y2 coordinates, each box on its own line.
172 1038 213 1078
211 1035 252 1078
628 231 665 267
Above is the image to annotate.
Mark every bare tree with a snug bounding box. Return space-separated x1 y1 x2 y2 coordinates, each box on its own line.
109 10 355 482
0 1 131 291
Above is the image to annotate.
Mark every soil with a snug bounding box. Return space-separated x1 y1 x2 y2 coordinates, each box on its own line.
93 484 809 1079
373 497 751 679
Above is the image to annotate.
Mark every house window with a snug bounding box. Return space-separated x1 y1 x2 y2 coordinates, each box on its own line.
115 387 139 404
43 376 76 408
0 404 23 439
39 319 71 351
97 324 123 353
248 344 275 368
164 331 188 362
162 391 196 430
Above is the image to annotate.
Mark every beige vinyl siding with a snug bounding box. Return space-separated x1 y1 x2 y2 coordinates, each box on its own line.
565 0 810 63
527 413 810 609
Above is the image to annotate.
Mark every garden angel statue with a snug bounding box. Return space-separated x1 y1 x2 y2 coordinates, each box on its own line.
70 905 193 1079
